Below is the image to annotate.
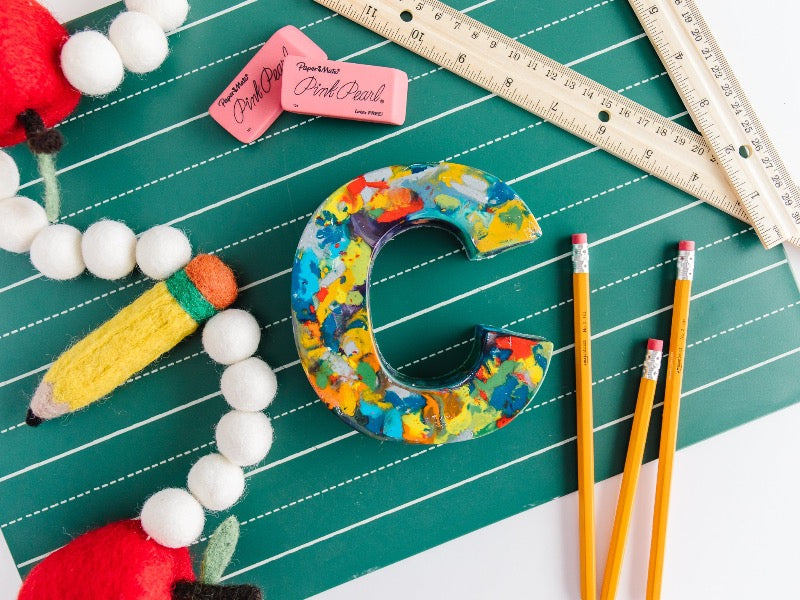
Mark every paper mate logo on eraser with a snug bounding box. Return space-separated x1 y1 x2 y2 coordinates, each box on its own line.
209 26 326 143
280 55 408 126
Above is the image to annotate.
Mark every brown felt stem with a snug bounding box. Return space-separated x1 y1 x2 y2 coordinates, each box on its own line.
16 109 63 154
172 580 263 600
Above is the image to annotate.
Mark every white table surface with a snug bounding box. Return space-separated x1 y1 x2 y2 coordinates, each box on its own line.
3 1 799 598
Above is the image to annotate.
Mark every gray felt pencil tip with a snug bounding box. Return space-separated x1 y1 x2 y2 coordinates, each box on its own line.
27 380 64 424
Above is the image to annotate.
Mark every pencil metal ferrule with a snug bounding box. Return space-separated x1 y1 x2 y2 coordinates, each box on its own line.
676 249 695 281
572 243 589 274
642 349 663 381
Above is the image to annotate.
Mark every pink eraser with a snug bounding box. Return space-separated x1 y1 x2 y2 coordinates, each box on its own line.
679 240 695 251
572 233 587 244
209 26 326 143
647 338 664 351
280 55 408 125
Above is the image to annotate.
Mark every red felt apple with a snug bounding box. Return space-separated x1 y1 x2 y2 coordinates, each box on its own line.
0 0 80 147
18 518 264 600
17 520 195 600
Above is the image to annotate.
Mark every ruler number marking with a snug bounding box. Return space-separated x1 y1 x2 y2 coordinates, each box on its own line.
630 0 800 247
316 0 753 232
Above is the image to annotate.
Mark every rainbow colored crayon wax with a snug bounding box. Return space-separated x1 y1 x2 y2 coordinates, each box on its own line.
291 162 553 444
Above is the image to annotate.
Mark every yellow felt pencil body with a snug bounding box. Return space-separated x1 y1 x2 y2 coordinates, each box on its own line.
600 340 663 600
572 234 595 600
28 254 238 425
647 243 694 600
44 282 198 412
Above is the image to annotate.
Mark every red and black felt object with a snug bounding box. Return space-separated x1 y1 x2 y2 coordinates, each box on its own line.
17 519 264 599
0 0 81 148
17 520 195 600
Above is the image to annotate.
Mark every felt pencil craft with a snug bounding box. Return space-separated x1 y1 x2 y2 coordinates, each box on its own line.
26 254 238 425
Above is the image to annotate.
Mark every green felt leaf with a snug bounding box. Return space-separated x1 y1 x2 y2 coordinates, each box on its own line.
201 516 240 584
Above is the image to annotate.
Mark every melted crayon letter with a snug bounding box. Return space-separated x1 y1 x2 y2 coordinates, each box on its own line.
290 163 553 444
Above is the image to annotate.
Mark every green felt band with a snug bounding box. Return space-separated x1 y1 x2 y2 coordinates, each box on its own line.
37 153 60 222
165 268 217 322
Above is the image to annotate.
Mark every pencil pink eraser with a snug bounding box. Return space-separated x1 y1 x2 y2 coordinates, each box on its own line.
280 55 408 125
647 338 664 351
209 26 326 143
678 240 695 251
572 233 587 244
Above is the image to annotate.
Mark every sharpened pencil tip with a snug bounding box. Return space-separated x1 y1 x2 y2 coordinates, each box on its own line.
26 408 43 427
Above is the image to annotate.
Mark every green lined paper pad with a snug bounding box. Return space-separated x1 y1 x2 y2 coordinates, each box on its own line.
1 1 799 598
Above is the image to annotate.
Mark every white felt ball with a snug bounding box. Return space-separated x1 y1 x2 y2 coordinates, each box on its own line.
82 219 138 280
124 0 190 31
61 30 124 96
0 150 20 199
140 487 205 548
109 11 169 74
30 225 85 280
187 453 245 511
221 357 278 412
215 410 274 466
0 196 48 253
202 309 262 365
136 225 191 279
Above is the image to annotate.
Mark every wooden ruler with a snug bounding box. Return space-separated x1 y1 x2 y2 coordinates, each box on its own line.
629 0 800 248
313 0 750 229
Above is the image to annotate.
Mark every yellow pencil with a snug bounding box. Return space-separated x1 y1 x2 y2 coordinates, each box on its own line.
27 254 238 425
572 232 595 600
600 338 664 600
646 240 695 599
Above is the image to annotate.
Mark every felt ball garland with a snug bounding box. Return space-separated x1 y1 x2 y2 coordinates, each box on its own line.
1 0 189 226
29 223 85 280
221 357 278 412
5 2 272 593
81 219 139 280
0 194 49 253
0 150 20 198
0 148 193 281
109 11 170 74
140 488 206 549
60 30 125 97
187 454 246 512
202 309 263 365
126 0 191 32
0 0 192 279
11 222 279 561
140 307 278 548
137 224 193 279
60 0 188 98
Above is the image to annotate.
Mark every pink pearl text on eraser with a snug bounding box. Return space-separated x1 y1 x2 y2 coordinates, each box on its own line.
280 55 408 125
209 26 326 143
